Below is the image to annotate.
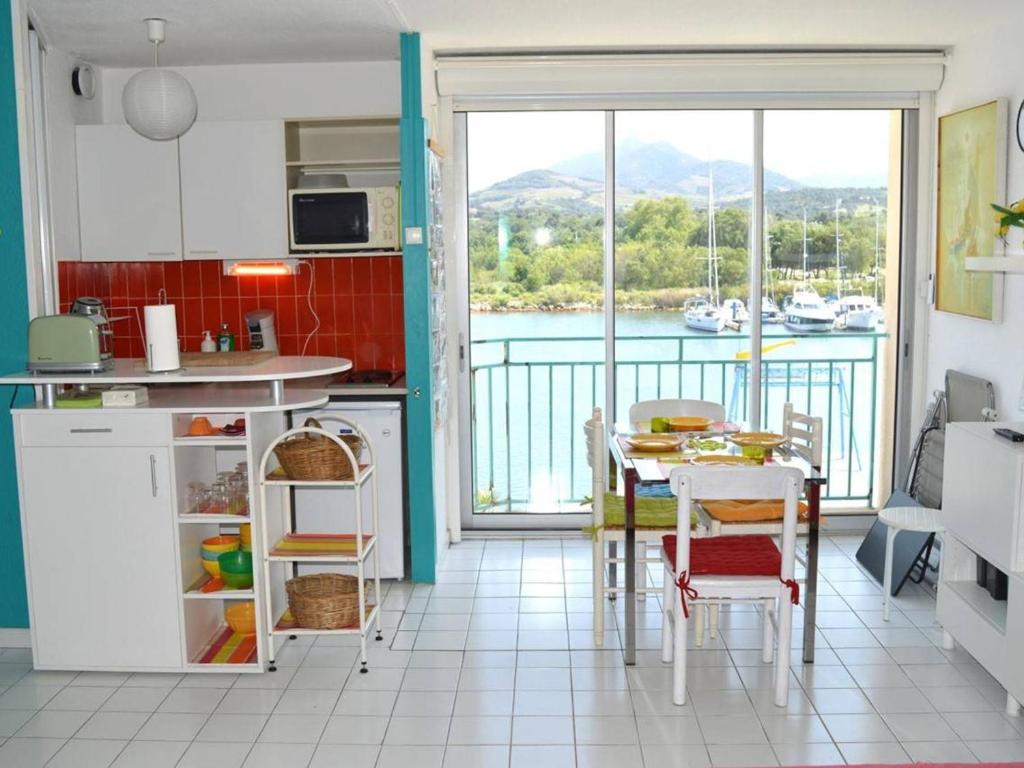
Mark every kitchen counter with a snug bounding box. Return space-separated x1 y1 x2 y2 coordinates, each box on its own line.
2 356 351 408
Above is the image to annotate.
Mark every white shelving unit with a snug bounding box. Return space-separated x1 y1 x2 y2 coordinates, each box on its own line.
938 421 1024 716
258 420 383 673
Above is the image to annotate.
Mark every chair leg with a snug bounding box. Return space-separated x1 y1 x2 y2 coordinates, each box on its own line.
661 567 674 664
593 537 605 648
774 586 793 707
637 541 647 602
761 598 774 664
672 601 689 706
709 603 719 640
694 604 705 647
608 540 617 601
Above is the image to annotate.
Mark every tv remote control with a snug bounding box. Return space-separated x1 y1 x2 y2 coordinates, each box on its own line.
993 428 1024 442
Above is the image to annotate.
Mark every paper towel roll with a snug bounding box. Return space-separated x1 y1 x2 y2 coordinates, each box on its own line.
144 304 180 372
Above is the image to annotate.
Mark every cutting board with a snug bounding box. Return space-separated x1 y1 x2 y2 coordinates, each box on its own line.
179 350 278 367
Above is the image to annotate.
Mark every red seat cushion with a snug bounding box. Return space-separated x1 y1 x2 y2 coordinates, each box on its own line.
662 534 799 616
662 534 781 576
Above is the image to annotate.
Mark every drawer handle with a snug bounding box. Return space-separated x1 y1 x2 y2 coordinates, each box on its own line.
147 251 177 257
150 454 158 497
189 250 218 255
69 428 113 434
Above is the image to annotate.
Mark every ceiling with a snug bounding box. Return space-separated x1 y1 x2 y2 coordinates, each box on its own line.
27 0 1013 69
27 0 409 66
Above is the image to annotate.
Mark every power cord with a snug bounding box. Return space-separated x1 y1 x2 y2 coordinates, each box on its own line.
297 260 320 357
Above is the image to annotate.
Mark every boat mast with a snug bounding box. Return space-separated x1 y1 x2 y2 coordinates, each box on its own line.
834 198 843 300
874 206 881 303
764 206 775 304
801 208 809 279
707 165 719 306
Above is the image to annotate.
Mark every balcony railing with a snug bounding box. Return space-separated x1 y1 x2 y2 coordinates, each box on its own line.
470 331 886 513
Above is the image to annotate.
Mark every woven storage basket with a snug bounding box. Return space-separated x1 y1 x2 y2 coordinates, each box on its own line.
285 573 363 629
273 418 363 481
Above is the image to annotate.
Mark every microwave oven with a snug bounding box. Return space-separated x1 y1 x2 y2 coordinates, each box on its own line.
288 185 400 252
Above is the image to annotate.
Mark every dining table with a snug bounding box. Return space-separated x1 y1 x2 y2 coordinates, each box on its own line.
607 421 827 666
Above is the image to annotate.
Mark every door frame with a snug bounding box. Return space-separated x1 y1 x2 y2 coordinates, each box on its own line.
455 104 918 530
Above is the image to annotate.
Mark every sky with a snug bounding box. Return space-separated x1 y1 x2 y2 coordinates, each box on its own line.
466 109 894 192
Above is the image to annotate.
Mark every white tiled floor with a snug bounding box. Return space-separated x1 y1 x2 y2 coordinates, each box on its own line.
1 534 1023 767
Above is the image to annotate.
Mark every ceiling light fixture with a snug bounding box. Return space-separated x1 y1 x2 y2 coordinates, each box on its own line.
122 18 197 141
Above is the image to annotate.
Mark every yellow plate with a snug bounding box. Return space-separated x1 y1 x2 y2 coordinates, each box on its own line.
690 454 760 466
668 416 714 432
624 434 683 452
728 432 788 449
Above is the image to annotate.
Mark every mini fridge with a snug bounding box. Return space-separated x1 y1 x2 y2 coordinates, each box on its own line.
292 401 405 578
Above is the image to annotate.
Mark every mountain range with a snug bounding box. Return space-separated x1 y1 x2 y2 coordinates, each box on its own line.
469 140 809 215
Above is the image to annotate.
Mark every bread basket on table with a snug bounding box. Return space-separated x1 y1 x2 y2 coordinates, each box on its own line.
272 417 363 481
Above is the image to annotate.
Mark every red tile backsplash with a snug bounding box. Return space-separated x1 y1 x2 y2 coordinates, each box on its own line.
57 257 406 370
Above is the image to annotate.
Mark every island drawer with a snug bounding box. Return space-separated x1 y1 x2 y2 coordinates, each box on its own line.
18 413 170 447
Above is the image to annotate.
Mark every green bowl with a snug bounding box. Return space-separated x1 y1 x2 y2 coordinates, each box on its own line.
218 551 253 588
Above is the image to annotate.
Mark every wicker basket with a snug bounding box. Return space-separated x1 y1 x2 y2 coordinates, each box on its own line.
285 573 363 629
273 418 363 481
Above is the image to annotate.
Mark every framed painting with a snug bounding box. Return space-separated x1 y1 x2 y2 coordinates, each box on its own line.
936 99 1007 322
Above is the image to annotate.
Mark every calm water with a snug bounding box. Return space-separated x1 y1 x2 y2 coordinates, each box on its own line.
469 311 887 513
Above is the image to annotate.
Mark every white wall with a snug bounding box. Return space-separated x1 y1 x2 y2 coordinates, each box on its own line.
926 28 1024 417
44 47 103 263
100 61 400 122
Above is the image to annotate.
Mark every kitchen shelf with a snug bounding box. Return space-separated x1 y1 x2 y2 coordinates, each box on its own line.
177 514 250 524
268 533 376 562
263 464 375 488
944 579 1008 633
190 625 259 665
184 574 255 600
273 604 379 636
172 436 247 446
286 159 399 169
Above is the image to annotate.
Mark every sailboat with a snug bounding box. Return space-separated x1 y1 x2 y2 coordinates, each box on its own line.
785 212 834 332
721 298 750 324
762 208 785 323
685 167 726 334
838 205 881 331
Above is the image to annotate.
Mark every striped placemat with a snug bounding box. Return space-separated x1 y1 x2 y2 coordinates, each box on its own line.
195 627 257 664
270 533 373 557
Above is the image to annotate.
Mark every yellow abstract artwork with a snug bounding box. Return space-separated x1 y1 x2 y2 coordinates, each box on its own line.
936 100 1006 321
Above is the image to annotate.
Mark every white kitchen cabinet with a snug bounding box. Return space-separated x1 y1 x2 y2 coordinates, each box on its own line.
76 124 183 262
179 121 287 261
19 444 182 670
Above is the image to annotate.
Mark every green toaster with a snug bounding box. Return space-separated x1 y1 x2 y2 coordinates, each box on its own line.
28 315 113 372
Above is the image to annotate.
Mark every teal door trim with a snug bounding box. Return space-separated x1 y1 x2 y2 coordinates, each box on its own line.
400 32 437 583
0 11 33 628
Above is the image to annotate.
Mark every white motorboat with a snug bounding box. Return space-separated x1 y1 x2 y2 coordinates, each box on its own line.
761 297 785 324
685 297 727 333
838 295 880 331
721 298 749 324
785 285 835 333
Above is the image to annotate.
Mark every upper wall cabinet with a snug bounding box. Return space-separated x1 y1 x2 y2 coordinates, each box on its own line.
179 121 287 261
76 125 183 262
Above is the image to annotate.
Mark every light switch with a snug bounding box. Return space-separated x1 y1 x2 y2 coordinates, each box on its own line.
405 227 424 245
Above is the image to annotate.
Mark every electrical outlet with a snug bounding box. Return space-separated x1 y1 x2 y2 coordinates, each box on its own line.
405 227 424 245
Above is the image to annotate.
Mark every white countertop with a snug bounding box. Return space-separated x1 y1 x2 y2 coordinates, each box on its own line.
13 384 330 414
1 356 351 386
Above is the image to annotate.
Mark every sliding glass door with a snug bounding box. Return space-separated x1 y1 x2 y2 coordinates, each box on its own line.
460 108 902 529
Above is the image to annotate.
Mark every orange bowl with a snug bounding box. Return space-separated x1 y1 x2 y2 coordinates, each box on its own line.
224 601 256 635
668 416 714 432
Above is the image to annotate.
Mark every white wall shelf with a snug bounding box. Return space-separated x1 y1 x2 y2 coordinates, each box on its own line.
964 253 1024 273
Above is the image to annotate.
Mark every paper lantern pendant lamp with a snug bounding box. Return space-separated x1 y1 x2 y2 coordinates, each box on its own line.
122 19 197 141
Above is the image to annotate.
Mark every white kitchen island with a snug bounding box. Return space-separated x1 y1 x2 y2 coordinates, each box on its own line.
4 356 352 674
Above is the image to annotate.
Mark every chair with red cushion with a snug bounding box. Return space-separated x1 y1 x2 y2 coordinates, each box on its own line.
661 464 803 707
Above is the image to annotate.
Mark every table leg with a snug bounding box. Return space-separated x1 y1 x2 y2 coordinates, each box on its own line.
802 482 821 664
624 470 637 666
883 525 896 622
608 541 617 600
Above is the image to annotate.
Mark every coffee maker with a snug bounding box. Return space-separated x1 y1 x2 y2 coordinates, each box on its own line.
245 310 277 352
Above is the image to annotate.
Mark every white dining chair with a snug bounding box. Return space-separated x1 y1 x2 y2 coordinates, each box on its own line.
661 464 803 707
628 398 726 424
694 404 822 642
585 407 682 647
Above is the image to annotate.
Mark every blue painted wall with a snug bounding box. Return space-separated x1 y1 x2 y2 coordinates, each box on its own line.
0 10 32 628
399 33 437 583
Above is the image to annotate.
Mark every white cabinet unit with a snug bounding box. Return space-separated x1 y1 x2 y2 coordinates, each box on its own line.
18 443 182 670
180 121 287 261
76 125 182 262
938 421 1024 713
